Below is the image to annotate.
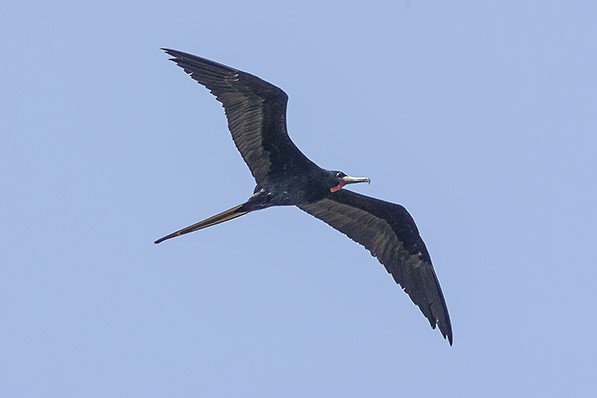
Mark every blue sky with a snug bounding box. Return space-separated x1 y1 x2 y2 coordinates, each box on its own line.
2 1 596 396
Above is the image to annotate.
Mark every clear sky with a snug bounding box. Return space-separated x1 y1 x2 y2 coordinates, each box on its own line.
2 1 596 397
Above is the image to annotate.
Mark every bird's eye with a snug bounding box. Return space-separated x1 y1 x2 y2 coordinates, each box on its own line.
336 172 345 178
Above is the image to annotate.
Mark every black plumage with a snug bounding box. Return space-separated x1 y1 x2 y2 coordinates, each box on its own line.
156 49 453 345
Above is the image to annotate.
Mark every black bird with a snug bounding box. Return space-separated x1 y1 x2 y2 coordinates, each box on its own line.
156 49 453 345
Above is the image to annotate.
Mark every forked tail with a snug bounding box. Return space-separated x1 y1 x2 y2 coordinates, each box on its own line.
154 203 248 244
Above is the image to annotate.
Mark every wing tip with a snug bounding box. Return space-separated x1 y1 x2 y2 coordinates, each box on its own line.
436 318 453 346
433 310 453 346
161 47 182 62
443 327 454 346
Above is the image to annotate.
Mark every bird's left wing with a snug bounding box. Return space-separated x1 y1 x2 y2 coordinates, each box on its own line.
299 189 453 344
162 49 314 184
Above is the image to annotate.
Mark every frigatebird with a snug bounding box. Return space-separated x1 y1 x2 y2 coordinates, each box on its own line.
156 49 453 345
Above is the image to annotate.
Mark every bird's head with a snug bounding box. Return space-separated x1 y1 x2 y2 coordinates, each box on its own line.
327 170 371 193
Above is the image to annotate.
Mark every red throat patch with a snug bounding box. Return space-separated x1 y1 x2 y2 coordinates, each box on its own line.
330 181 347 193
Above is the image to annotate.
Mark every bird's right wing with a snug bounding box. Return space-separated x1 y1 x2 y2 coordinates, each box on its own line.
299 189 452 345
163 49 314 184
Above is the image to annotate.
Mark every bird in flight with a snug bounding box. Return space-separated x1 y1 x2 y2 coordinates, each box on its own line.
156 49 453 345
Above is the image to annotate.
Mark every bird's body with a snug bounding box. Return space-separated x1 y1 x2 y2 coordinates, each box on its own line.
156 49 453 345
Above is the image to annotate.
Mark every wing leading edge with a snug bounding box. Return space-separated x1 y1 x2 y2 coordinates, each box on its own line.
299 189 453 344
162 49 314 183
